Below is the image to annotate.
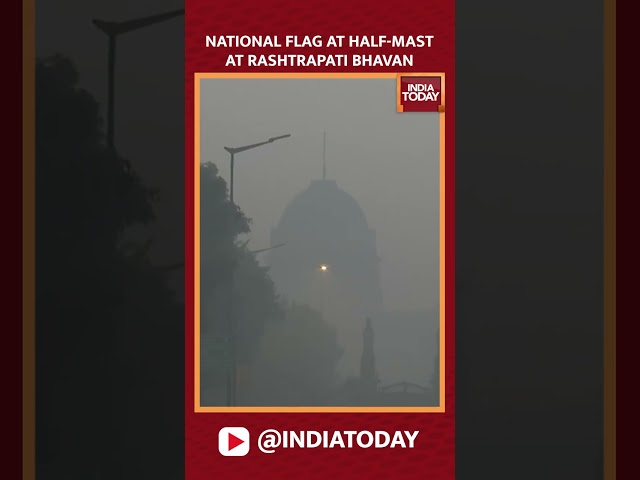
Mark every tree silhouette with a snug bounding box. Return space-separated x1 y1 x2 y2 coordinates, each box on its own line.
197 163 344 406
36 55 182 480
243 302 343 406
199 162 283 404
199 161 250 340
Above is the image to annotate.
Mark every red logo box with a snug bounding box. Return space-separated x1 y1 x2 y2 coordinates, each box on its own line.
397 74 444 113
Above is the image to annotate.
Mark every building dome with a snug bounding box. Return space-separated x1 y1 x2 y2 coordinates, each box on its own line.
277 179 370 237
268 177 383 376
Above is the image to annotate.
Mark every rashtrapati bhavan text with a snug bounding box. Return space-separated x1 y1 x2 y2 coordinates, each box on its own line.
227 54 414 68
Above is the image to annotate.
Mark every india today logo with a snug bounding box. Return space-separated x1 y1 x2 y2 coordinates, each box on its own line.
218 427 250 456
397 74 444 113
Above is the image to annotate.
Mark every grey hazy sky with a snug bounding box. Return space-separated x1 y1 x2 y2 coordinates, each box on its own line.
200 78 440 311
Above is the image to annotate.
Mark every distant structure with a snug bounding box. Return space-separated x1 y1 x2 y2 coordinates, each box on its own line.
359 318 378 392
268 133 383 376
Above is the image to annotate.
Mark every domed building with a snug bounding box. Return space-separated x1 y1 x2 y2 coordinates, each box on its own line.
268 135 383 376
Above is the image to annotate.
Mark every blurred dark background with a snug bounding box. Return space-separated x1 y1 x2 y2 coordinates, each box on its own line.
32 0 605 479
455 2 604 478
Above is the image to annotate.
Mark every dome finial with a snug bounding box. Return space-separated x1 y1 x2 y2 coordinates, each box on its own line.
322 131 327 181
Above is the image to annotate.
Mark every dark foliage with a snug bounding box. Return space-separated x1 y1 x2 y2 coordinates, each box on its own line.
36 55 183 480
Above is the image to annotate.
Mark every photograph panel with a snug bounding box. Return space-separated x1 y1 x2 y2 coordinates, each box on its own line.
196 76 443 409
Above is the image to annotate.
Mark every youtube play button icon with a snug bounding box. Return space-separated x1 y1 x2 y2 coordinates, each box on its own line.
218 427 250 456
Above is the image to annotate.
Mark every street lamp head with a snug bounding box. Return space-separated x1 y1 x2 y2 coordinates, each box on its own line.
93 9 185 37
92 19 122 36
269 134 292 142
249 243 286 255
224 134 291 155
320 264 328 272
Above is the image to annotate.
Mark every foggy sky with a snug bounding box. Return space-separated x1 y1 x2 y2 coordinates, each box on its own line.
200 78 440 311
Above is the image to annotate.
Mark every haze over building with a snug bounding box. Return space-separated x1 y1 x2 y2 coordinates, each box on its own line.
199 78 441 389
268 134 384 376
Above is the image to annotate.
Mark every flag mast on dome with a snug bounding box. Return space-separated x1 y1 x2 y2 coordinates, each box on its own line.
322 131 327 181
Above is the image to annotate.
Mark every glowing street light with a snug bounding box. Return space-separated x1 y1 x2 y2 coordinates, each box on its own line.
320 264 328 272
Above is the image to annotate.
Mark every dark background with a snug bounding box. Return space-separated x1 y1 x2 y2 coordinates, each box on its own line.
25 0 607 479
456 2 604 478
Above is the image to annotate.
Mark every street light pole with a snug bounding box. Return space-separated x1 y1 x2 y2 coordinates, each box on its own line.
107 34 116 149
229 152 235 202
222 134 291 406
92 9 185 150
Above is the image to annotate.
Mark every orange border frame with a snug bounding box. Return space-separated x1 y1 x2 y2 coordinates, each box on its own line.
193 72 446 413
